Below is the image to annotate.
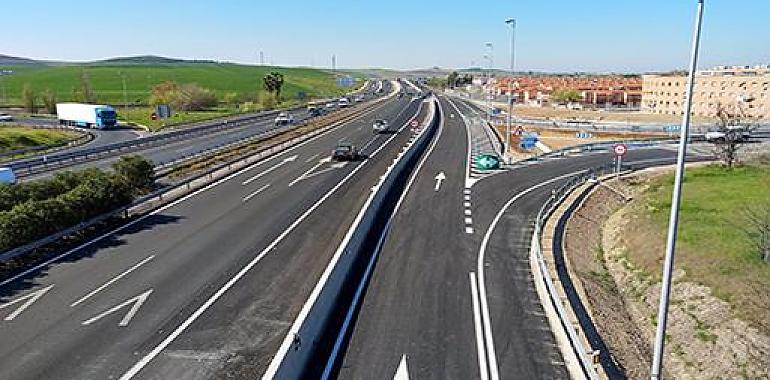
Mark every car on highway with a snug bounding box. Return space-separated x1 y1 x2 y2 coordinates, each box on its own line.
338 97 351 108
325 102 337 110
372 119 389 133
331 142 360 161
0 167 16 184
274 112 295 126
354 95 364 103
0 112 14 122
307 106 324 117
705 125 751 143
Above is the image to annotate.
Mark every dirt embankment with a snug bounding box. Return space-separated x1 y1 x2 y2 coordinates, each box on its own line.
564 173 770 379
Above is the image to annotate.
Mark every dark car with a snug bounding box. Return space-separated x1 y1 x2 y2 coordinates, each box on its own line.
332 143 360 161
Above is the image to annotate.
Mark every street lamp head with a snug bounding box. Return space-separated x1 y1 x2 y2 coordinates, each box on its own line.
505 18 515 25
485 42 493 48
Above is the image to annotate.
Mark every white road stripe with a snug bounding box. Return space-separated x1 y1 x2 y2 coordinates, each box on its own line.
393 355 410 380
71 255 156 307
82 289 153 327
466 227 475 234
120 97 423 380
241 155 297 185
242 184 271 202
469 272 490 380
0 284 54 321
465 217 473 224
476 170 587 380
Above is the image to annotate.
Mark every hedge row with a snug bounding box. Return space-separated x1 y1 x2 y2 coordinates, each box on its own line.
0 155 154 252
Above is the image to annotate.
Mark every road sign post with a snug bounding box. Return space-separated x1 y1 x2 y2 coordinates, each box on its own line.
613 143 627 177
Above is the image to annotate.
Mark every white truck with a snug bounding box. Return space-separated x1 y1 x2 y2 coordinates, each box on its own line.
56 103 117 129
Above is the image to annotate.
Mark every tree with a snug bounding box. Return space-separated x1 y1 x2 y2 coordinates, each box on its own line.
447 71 459 88
112 155 155 194
21 84 37 114
149 81 217 111
709 103 757 168
742 203 770 263
263 72 285 99
550 88 582 104
41 88 57 114
80 70 96 103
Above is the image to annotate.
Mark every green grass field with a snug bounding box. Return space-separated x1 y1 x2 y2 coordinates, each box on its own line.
0 126 79 153
627 160 770 333
0 63 358 105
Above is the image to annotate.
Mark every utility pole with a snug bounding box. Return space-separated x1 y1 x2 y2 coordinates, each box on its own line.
505 18 516 162
650 1 704 379
332 54 336 73
120 72 128 115
260 51 265 65
484 42 493 127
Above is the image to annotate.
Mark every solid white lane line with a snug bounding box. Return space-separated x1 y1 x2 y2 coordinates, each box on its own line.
393 355 410 380
71 255 156 307
0 98 395 290
241 155 298 185
470 272 490 380
476 169 587 380
445 97 474 188
319 100 438 379
242 184 271 202
120 99 424 380
0 284 54 321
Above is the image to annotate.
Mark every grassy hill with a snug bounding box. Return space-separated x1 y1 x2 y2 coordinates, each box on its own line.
0 62 357 106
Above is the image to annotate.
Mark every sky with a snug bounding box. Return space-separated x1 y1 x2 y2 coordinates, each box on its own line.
3 0 769 73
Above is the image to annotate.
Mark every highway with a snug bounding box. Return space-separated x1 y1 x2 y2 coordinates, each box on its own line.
9 80 387 179
332 95 704 379
0 81 427 380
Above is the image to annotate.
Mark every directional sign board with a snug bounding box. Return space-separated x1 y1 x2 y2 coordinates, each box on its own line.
613 143 627 157
520 132 539 150
336 75 355 87
475 154 501 170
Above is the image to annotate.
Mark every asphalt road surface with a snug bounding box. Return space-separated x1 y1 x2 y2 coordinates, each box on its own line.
0 86 426 380
334 95 704 380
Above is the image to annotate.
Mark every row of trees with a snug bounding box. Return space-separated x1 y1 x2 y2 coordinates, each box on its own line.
149 81 218 111
446 71 474 88
21 71 96 114
0 155 154 252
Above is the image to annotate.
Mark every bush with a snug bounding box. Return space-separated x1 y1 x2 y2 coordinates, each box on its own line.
0 156 155 252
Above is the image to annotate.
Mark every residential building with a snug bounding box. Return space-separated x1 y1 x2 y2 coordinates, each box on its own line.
641 65 770 120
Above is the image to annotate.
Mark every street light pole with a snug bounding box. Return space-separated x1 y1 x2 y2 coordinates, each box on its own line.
484 42 493 127
650 1 704 379
505 18 516 161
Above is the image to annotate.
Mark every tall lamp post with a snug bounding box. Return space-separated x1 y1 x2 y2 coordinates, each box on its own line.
484 42 493 126
650 1 704 379
118 71 128 115
505 18 516 161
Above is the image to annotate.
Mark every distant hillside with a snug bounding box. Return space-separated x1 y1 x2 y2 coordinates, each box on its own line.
0 54 46 66
92 55 219 65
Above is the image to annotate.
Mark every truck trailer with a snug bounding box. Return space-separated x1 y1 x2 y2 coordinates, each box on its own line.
56 103 118 129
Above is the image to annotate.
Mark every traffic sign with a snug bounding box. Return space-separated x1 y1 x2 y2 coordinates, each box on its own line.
613 144 627 157
520 132 539 150
475 154 501 170
513 126 524 136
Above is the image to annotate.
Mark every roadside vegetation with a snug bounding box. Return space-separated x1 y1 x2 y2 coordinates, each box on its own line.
0 155 154 252
625 158 770 334
2 63 361 130
0 126 79 154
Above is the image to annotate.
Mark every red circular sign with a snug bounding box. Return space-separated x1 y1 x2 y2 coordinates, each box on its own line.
410 120 419 127
613 144 627 156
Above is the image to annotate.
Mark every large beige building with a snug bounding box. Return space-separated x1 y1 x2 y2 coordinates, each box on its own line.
642 65 770 120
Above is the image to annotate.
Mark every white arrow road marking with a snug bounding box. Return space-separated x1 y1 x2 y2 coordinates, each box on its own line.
393 355 410 380
434 171 446 191
82 289 153 327
0 284 54 321
242 155 298 185
243 183 271 202
288 157 332 187
71 255 155 307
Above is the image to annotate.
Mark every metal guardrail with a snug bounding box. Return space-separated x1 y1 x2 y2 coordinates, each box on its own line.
0 127 94 161
0 96 392 262
531 164 616 380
